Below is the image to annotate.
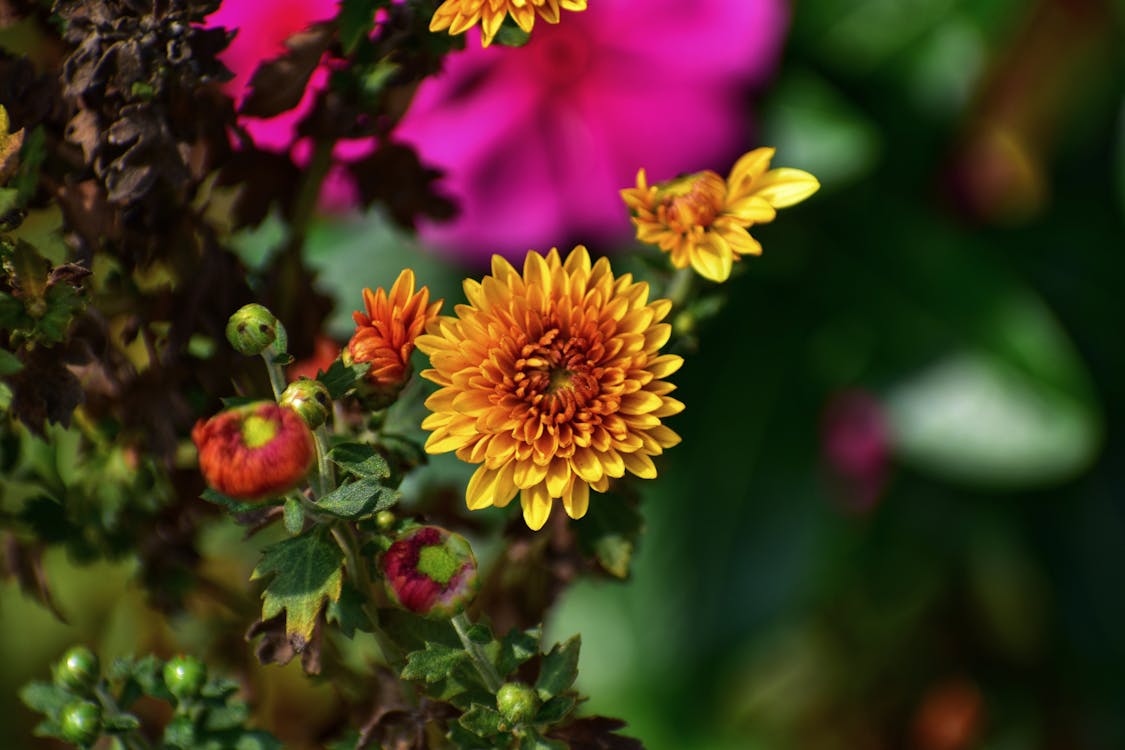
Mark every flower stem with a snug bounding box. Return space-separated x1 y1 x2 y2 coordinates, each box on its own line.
331 523 405 671
313 426 333 498
261 352 287 402
665 266 696 310
452 612 503 693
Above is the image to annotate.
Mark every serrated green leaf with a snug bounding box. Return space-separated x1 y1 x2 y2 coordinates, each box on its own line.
535 636 580 700
459 703 505 738
327 441 390 479
251 528 344 642
317 358 371 399
447 722 495 750
535 694 576 725
493 627 541 678
35 282 86 344
466 623 491 644
315 477 398 519
19 681 70 717
401 642 469 684
0 347 22 375
283 497 304 535
201 488 281 515
326 581 370 637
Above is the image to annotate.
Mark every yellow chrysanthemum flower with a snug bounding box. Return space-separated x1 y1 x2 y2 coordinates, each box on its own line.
621 147 820 283
416 246 683 530
430 0 588 48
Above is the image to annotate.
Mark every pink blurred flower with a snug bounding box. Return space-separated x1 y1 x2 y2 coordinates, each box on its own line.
397 0 790 262
821 390 892 513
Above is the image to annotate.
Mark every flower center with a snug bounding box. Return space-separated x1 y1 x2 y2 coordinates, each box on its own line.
241 414 278 449
513 326 601 423
660 171 726 233
416 544 459 585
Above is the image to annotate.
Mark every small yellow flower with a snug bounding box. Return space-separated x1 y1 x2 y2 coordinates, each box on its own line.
430 0 588 48
416 246 683 530
621 148 819 283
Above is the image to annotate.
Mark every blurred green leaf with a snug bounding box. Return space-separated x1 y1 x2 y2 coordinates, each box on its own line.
535 636 580 701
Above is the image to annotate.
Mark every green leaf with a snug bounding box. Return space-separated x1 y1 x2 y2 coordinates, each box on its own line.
380 608 460 652
103 713 142 732
447 722 494 750
338 0 383 54
535 695 576 725
535 636 580 700
519 731 568 750
19 681 69 718
202 702 249 731
493 627 541 678
0 187 19 216
458 703 504 738
575 493 643 579
401 642 469 684
0 291 28 330
201 488 281 516
315 477 398 519
251 528 344 642
232 731 283 750
316 359 370 399
327 442 390 479
326 581 370 637
35 282 86 344
0 347 22 376
283 497 304 535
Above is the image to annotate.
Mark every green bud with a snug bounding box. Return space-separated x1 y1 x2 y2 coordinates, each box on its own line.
54 646 100 693
59 700 102 746
225 304 277 356
280 378 331 428
496 682 540 726
163 655 207 702
375 509 396 531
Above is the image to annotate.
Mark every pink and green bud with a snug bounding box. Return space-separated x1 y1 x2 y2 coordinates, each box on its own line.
380 526 478 618
280 378 331 428
225 303 277 356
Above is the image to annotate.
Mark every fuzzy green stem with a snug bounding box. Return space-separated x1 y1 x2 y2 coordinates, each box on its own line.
311 426 333 498
261 352 287 403
452 612 503 693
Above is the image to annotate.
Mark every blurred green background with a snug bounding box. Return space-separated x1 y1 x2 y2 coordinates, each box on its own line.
4 0 1125 748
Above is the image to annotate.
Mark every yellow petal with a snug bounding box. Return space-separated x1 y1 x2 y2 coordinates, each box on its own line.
753 168 820 208
521 484 553 530
562 479 590 519
622 451 657 479
727 147 775 196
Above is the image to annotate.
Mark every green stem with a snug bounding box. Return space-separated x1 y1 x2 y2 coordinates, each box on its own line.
452 612 503 693
261 352 287 402
664 266 696 310
331 524 405 671
314 425 334 498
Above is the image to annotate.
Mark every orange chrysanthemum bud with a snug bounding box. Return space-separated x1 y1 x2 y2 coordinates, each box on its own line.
621 147 819 283
347 269 442 409
381 526 479 618
430 0 587 48
417 246 684 530
191 402 314 500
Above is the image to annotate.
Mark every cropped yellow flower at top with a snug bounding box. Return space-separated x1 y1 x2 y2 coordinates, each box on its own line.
416 246 684 531
621 147 820 283
430 0 588 47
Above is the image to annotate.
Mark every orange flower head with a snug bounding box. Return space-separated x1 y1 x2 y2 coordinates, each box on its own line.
191 402 314 500
430 0 588 48
416 246 684 530
621 147 820 282
347 269 443 408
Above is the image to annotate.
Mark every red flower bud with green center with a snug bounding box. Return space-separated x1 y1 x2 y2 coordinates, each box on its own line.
191 402 314 500
381 526 478 618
